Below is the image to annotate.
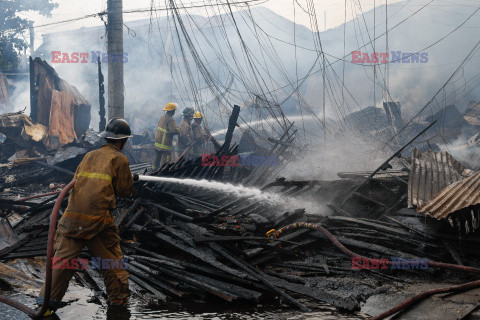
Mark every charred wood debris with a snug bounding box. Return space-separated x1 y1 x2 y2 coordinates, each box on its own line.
1 108 480 316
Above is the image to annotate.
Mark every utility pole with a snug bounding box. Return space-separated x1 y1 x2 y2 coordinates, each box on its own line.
29 24 34 54
107 0 124 119
98 57 106 131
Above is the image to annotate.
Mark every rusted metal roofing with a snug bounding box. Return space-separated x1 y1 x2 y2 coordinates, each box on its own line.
408 148 466 208
417 172 480 233
32 57 91 145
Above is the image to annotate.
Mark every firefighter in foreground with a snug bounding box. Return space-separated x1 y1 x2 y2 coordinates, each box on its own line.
36 118 134 315
191 111 206 158
153 102 179 169
177 107 195 160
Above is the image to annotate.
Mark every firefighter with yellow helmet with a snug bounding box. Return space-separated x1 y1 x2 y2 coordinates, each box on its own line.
153 103 179 169
192 111 206 158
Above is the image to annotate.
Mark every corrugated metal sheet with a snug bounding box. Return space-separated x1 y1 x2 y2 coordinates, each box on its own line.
418 172 480 233
408 148 466 208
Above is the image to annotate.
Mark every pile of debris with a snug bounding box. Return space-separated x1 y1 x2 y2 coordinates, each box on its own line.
3 136 480 319
0 58 95 185
0 167 423 312
3 97 480 318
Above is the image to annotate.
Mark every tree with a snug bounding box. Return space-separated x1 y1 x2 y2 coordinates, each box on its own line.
0 0 58 71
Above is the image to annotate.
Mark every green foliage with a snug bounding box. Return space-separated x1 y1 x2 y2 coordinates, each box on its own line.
0 0 58 71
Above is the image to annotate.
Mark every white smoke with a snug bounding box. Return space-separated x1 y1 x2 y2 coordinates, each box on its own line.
281 127 396 180
8 80 30 114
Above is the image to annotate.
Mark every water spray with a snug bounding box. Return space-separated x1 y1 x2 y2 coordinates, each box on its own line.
135 175 283 205
134 175 321 213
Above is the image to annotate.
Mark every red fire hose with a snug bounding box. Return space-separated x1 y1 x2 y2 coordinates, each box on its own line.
267 222 480 319
15 191 61 202
0 180 76 318
369 280 480 320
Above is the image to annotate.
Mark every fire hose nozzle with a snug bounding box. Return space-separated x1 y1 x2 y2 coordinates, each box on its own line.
135 175 167 182
266 229 278 239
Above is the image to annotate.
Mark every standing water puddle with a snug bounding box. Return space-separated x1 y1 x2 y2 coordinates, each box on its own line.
1 287 369 319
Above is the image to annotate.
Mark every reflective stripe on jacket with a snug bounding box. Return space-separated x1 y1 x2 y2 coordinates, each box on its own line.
57 143 133 239
155 114 179 152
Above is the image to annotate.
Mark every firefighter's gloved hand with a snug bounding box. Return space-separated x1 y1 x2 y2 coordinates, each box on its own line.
132 173 139 182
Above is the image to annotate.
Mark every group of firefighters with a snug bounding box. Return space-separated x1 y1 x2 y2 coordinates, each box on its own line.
34 103 209 317
153 102 207 170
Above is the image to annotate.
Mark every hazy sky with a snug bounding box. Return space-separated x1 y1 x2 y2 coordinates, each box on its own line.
21 0 405 47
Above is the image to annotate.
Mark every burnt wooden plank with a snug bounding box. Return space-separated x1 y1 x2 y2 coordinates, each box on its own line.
153 231 247 278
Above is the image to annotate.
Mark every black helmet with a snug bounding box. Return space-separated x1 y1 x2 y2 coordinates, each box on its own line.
99 118 133 139
182 107 194 117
